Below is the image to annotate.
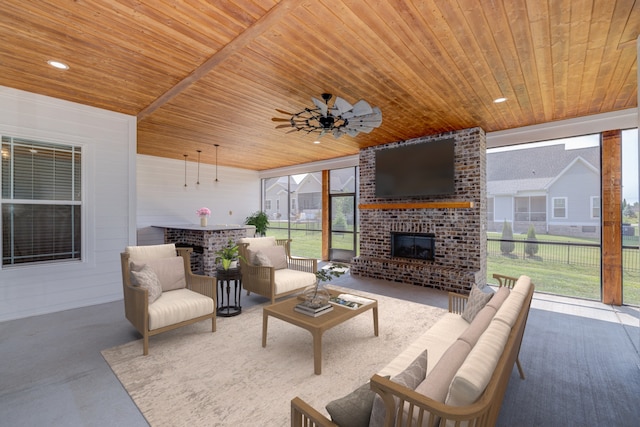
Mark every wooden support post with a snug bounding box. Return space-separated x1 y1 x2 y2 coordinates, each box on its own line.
601 130 623 306
322 170 330 261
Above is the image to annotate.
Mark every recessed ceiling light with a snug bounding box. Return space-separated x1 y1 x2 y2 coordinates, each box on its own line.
47 60 69 70
493 97 507 103
313 140 321 144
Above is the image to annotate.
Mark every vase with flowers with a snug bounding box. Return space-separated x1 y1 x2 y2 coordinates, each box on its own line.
196 207 211 227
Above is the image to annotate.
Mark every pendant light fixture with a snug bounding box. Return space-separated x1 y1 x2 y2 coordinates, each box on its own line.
196 149 201 186
214 144 220 182
183 154 188 188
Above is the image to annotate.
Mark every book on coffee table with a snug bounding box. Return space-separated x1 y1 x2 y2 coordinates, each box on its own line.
328 293 375 310
294 303 333 317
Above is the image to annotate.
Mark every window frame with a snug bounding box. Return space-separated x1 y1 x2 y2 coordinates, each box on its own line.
590 196 601 219
552 197 568 219
1 136 83 267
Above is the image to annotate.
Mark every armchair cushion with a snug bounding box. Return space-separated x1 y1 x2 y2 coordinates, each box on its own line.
131 256 187 292
126 243 176 261
239 236 276 250
273 269 317 294
148 288 215 331
130 265 163 304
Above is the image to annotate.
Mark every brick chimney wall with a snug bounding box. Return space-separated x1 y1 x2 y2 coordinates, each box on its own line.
351 127 487 294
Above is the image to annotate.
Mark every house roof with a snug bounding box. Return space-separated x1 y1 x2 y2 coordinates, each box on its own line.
1 1 637 170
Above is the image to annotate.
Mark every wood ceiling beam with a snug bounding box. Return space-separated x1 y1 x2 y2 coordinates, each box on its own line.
137 0 302 123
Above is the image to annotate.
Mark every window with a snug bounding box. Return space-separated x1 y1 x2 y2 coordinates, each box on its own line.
514 196 546 222
487 197 494 222
265 200 272 210
1 137 82 266
553 197 567 219
591 196 600 219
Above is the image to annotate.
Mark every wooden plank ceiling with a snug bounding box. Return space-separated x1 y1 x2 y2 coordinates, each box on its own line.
1 0 638 170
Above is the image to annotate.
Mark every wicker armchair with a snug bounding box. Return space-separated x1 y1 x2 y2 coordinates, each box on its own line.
120 244 216 355
238 237 317 304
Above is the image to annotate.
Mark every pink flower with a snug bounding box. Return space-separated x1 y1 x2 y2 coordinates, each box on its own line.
196 207 211 217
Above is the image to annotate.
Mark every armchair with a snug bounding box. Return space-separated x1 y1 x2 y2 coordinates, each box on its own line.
120 243 216 355
238 236 317 304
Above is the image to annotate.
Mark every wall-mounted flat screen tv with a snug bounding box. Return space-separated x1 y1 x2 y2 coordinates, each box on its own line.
375 138 455 198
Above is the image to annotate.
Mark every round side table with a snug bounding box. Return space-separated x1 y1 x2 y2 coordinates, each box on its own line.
215 267 242 317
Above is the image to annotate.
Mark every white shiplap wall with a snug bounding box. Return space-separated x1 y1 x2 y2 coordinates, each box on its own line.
0 86 136 321
135 154 260 245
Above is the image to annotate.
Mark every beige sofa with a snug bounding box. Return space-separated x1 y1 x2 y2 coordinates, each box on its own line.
238 236 317 304
291 275 534 427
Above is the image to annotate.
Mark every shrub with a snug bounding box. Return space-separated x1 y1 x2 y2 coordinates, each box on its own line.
500 220 515 254
524 224 539 257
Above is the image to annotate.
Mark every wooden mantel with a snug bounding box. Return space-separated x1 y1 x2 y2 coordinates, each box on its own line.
359 201 474 210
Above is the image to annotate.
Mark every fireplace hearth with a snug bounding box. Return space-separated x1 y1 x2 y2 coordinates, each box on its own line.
391 232 435 261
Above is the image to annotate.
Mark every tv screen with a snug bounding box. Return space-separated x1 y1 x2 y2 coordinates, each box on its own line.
375 138 455 198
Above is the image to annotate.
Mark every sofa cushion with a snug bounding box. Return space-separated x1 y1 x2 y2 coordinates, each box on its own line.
239 236 276 250
457 305 496 347
446 320 511 406
485 286 510 310
511 275 533 296
369 350 428 427
273 269 316 294
326 376 390 427
493 288 527 328
131 256 187 292
130 264 163 305
377 313 468 378
126 243 176 261
415 339 472 402
259 245 288 270
461 285 494 323
148 288 214 331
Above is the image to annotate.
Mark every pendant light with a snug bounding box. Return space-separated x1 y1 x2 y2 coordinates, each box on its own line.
183 154 188 188
214 144 220 182
196 149 201 186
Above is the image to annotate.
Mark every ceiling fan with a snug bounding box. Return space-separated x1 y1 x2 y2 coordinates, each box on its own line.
272 93 382 138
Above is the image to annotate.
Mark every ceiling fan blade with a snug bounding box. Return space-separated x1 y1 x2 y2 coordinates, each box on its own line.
312 97 328 116
271 117 291 122
342 100 374 119
275 124 292 129
275 108 294 115
333 97 353 115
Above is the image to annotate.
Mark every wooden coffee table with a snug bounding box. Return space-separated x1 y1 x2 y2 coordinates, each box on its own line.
262 290 379 375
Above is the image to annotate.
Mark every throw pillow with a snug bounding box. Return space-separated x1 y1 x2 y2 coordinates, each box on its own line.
248 249 273 267
461 285 494 323
130 264 162 304
259 245 288 270
131 256 186 292
326 376 390 427
369 350 428 427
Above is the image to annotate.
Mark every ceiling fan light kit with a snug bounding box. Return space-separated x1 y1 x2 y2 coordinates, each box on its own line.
273 93 382 138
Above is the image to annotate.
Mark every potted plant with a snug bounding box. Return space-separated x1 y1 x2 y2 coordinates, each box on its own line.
244 210 269 236
214 239 245 270
302 263 347 308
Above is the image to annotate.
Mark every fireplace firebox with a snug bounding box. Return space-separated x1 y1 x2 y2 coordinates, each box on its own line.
391 232 435 261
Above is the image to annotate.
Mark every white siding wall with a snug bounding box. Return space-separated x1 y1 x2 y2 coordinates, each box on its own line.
0 86 136 321
135 154 260 245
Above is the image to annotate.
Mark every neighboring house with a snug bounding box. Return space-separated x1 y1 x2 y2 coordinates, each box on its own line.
487 144 600 237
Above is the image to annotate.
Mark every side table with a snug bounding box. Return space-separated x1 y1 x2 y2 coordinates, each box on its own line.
215 267 242 317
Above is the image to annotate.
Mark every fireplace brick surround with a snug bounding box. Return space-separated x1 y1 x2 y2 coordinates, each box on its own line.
351 127 487 294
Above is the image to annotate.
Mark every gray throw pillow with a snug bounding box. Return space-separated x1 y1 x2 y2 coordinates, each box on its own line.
369 350 428 427
461 285 494 323
130 264 162 304
326 376 390 427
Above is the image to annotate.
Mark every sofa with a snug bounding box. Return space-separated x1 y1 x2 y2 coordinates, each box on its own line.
291 274 534 427
238 236 317 304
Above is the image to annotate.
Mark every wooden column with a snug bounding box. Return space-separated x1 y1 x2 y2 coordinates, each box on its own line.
321 170 330 261
601 130 622 305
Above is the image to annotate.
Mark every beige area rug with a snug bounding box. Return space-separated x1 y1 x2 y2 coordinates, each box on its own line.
102 286 446 427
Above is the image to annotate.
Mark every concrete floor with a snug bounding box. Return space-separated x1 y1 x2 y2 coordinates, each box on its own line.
1 272 638 426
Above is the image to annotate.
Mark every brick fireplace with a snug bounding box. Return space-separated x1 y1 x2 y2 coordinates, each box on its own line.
350 127 487 294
